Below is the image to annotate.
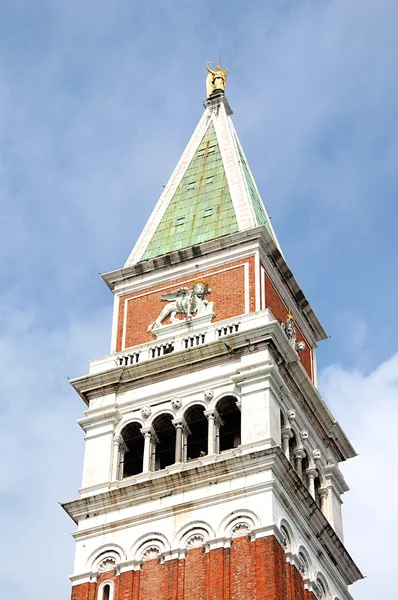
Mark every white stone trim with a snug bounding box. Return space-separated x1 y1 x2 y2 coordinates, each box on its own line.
211 104 255 231
228 117 282 253
121 297 128 351
110 294 119 353
254 251 261 311
244 261 250 313
261 265 266 310
97 580 115 600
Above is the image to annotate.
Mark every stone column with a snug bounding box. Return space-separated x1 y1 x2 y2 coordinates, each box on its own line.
281 427 291 461
319 488 328 515
111 435 124 481
205 409 223 455
141 427 155 473
293 449 304 478
306 468 317 498
172 418 187 463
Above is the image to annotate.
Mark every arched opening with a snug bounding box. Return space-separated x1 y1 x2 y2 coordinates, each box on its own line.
216 396 241 452
280 524 291 551
103 584 111 600
289 430 298 467
184 404 208 460
152 414 175 470
314 471 321 506
120 422 144 478
302 450 310 487
298 550 309 577
316 576 328 599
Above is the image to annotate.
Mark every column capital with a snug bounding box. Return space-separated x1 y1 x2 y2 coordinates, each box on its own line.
305 467 317 479
204 408 223 427
293 448 305 459
318 487 328 499
172 417 190 435
281 426 292 439
140 426 158 444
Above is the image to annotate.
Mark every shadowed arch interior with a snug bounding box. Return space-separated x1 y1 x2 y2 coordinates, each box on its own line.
184 404 208 459
152 413 176 470
216 396 241 452
120 422 144 478
289 430 297 467
103 584 110 600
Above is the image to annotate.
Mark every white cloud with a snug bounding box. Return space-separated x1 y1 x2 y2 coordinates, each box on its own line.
320 354 398 599
0 299 110 599
0 1 396 598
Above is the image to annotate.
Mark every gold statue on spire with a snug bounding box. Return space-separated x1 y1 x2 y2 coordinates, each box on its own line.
206 62 228 98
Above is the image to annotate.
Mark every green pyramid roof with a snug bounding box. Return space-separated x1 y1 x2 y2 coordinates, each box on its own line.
126 95 281 267
142 122 238 261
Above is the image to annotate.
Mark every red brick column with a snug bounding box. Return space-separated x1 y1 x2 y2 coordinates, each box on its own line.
286 563 305 600
184 547 207 600
131 570 140 600
207 546 225 600
163 559 179 600
139 560 164 599
71 582 92 600
177 556 185 598
70 535 301 600
118 571 134 600
230 536 257 600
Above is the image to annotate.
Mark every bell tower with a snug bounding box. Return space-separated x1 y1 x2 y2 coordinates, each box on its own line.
63 66 362 600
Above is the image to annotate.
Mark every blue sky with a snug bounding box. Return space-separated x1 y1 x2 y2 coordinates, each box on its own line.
0 1 396 598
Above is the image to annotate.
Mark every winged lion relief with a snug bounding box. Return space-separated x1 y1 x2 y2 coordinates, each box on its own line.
147 279 214 333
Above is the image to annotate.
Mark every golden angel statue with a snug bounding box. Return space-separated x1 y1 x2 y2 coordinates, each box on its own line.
206 62 228 98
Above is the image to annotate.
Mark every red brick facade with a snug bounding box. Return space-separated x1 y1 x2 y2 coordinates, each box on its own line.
116 258 255 351
263 273 312 379
115 256 313 380
71 536 316 600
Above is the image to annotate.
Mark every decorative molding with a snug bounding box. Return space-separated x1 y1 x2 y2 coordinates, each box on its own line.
97 556 117 572
186 534 205 548
141 406 152 419
313 449 322 461
171 397 182 409
231 522 250 538
141 545 161 561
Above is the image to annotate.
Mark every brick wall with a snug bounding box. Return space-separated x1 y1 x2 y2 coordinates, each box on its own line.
114 255 313 381
116 258 255 351
263 273 312 380
71 535 314 600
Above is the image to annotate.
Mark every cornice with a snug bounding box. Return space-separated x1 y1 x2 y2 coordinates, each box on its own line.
62 447 362 586
70 319 355 461
101 226 327 343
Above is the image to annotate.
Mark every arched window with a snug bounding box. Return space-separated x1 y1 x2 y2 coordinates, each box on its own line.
98 582 113 600
184 404 208 460
216 396 241 452
103 584 110 600
120 422 144 478
152 414 176 470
